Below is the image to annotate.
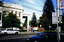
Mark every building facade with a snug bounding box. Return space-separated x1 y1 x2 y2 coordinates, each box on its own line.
0 3 29 31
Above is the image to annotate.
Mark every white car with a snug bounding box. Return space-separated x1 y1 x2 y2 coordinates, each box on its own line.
0 28 19 35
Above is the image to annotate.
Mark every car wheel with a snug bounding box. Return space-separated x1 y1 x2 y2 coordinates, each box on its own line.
4 32 7 35
15 32 18 35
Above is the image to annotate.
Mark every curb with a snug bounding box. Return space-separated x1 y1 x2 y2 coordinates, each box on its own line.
19 32 40 34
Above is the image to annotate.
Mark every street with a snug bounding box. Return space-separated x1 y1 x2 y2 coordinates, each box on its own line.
0 34 37 42
0 38 27 42
0 34 36 40
0 33 64 42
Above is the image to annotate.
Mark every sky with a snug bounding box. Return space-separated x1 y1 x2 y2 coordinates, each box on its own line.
0 0 56 23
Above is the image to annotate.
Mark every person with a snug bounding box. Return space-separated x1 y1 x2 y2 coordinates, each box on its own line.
31 28 33 32
42 28 44 32
33 28 34 32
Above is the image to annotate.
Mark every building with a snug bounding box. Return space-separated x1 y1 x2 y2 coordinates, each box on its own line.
0 3 30 31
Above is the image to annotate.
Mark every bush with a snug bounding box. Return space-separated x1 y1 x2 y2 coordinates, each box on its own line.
38 28 42 32
44 30 56 32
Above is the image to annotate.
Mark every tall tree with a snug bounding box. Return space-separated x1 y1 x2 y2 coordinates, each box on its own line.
2 13 21 28
39 14 49 29
39 0 55 29
31 12 37 27
43 0 55 19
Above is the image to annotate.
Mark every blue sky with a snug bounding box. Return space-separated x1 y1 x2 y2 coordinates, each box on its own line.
0 0 56 23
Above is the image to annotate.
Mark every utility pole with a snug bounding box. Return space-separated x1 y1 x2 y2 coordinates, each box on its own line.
57 0 60 42
1 0 4 27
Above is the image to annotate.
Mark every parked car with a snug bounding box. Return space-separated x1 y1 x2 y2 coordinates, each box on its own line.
26 32 57 42
0 28 19 35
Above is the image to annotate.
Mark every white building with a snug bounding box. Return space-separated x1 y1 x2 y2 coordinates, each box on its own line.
0 3 30 31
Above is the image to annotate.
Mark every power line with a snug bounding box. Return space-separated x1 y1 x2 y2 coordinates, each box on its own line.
5 0 42 7
19 0 43 7
22 5 42 12
16 2 42 12
3 0 42 12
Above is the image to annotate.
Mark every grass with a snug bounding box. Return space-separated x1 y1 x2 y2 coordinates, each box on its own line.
38 28 56 32
44 30 56 32
19 28 56 32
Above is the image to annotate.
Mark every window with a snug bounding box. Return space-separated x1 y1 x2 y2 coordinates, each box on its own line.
11 10 13 13
7 29 13 31
15 11 17 14
3 11 6 15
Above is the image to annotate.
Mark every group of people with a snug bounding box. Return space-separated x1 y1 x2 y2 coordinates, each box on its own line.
31 28 34 32
30 27 39 32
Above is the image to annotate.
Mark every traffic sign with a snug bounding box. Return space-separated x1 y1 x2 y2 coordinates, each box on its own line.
58 16 62 23
60 0 64 9
52 12 58 24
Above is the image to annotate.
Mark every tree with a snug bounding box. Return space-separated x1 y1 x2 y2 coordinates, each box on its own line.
0 1 3 20
2 13 21 28
23 19 27 27
0 1 3 6
0 13 1 20
39 14 49 29
29 20 32 26
43 0 55 25
39 0 55 29
61 15 64 30
31 12 37 27
43 0 55 19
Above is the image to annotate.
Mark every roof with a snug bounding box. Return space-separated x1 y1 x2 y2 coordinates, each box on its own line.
3 3 24 10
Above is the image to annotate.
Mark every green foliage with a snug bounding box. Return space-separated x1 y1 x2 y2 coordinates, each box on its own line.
31 12 37 27
39 0 55 30
0 1 3 6
23 19 27 27
44 30 56 32
39 14 49 29
43 0 55 19
61 15 64 30
39 28 42 31
43 0 55 23
0 13 1 20
2 13 21 27
29 20 32 26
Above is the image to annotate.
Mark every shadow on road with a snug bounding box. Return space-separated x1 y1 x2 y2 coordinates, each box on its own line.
0 38 27 42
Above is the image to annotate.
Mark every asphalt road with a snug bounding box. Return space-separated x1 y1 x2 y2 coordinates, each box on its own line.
0 34 37 42
0 34 37 39
0 38 27 42
0 33 64 42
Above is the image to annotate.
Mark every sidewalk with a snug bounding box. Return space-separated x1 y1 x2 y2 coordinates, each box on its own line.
19 31 41 34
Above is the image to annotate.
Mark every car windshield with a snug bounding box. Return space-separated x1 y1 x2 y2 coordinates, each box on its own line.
7 29 13 31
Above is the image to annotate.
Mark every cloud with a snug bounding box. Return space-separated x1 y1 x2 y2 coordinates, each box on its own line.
23 8 42 21
27 0 37 4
